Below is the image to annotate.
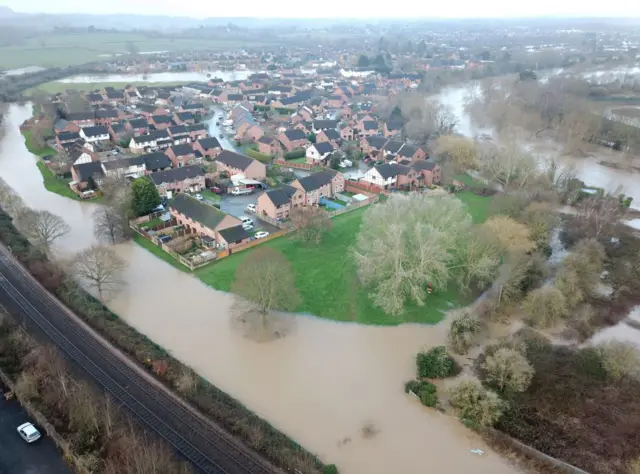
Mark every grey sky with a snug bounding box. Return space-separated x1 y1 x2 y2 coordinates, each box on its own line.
2 0 640 19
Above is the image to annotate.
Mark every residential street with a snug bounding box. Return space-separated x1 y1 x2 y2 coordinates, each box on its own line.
0 388 72 474
219 193 281 234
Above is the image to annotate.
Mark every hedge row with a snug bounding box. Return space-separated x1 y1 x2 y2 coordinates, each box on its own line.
0 209 335 474
246 148 272 163
284 148 306 159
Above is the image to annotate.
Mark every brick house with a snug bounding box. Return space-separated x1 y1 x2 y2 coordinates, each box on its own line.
383 119 403 138
66 112 95 128
187 124 208 141
215 150 266 181
397 144 428 162
150 114 174 130
71 161 105 190
193 137 222 159
410 160 441 186
317 129 341 148
169 194 245 248
142 152 172 173
168 125 190 145
165 144 197 168
56 131 81 149
257 136 282 156
256 185 304 220
305 142 334 165
360 120 379 137
291 170 345 206
340 126 355 141
360 136 388 157
149 165 206 196
173 112 196 126
278 129 309 151
94 109 120 126
127 118 150 136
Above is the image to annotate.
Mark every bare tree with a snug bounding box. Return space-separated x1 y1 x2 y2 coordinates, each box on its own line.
17 209 70 249
290 206 332 244
71 245 127 300
94 205 129 244
434 135 479 172
479 142 538 190
575 194 624 238
231 247 300 324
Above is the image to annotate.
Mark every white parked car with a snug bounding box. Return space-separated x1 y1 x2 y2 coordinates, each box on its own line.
194 193 203 201
242 222 254 231
17 422 41 443
339 159 353 168
254 231 269 239
240 216 254 226
246 203 256 212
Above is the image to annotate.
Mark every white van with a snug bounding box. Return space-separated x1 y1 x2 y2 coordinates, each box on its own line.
231 187 252 196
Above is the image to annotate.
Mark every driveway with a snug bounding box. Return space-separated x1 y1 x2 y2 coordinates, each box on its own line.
219 193 280 234
0 387 72 474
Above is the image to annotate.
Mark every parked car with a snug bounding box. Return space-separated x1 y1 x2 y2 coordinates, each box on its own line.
246 203 256 212
240 216 254 226
254 231 269 239
219 134 223 139
231 187 252 196
152 204 165 213
17 422 41 443
242 222 254 231
194 193 203 201
209 186 223 194
339 159 353 168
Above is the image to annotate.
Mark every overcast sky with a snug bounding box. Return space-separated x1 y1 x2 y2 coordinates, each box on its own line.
2 0 640 19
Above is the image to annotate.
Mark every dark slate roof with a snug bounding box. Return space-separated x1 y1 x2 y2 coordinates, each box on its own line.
216 150 255 171
95 109 119 119
150 165 204 185
410 160 437 171
142 152 172 170
87 93 103 102
375 163 399 180
128 118 148 129
363 120 378 131
322 129 340 140
67 112 94 121
169 125 188 135
110 123 126 134
365 136 388 149
218 225 251 244
390 163 413 176
169 193 228 230
313 119 338 130
187 123 207 133
101 156 145 170
278 96 300 106
175 111 195 121
182 102 205 110
265 185 297 207
197 137 222 150
152 129 170 140
398 144 420 158
386 119 403 131
105 90 123 99
73 161 104 181
313 141 334 154
227 93 244 101
168 144 194 157
295 170 335 192
283 129 306 141
57 131 80 141
152 114 173 124
383 140 404 154
258 136 274 144
81 125 109 137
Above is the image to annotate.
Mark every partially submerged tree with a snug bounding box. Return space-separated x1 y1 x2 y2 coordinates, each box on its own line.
17 209 70 249
130 177 161 217
231 247 300 327
479 142 537 190
575 194 625 238
448 311 481 355
93 205 129 245
290 206 332 244
71 245 127 300
597 341 640 382
555 239 605 308
522 285 569 328
354 194 497 316
482 215 535 256
483 347 534 392
449 379 506 427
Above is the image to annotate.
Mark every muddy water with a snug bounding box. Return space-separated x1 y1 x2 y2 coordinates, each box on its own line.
0 104 517 473
59 70 253 84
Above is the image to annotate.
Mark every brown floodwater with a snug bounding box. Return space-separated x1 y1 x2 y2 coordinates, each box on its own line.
0 103 524 473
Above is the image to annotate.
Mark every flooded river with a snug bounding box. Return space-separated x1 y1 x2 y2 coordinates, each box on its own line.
59 70 254 84
0 104 516 473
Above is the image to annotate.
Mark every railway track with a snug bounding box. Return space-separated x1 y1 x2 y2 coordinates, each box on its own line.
0 248 277 474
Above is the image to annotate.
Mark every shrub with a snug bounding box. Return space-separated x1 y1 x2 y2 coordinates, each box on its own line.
482 347 534 393
416 345 455 378
246 148 271 163
448 312 481 355
404 380 438 408
597 341 640 381
323 465 339 474
522 285 569 328
284 148 306 159
449 379 506 427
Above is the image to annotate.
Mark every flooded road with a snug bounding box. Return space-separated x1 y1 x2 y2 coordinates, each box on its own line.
0 104 517 473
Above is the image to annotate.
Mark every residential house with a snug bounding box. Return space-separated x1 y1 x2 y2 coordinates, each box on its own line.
80 126 110 145
150 114 174 130
142 152 172 173
317 129 341 148
225 93 245 106
94 109 120 126
215 150 266 181
169 194 244 249
291 170 345 206
217 225 252 250
360 120 379 137
168 125 190 145
361 163 399 189
410 160 441 186
327 95 345 108
393 164 420 189
173 112 196 126
257 136 282 156
130 133 158 154
312 119 338 134
397 144 427 162
71 161 105 190
186 124 208 141
152 129 172 149
101 156 146 180
256 184 304 220
166 144 197 168
235 123 264 143
382 140 404 161
127 118 150 136
339 126 355 141
180 102 207 115
360 136 388 157
296 106 314 122
66 112 95 128
150 165 206 196
56 131 81 149
383 119 403 138
278 129 309 151
193 137 222 159
87 93 104 106
137 105 168 118
305 142 334 165
108 122 129 143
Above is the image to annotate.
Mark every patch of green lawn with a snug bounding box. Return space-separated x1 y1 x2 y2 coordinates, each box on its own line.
201 190 221 202
22 130 55 157
133 234 189 272
456 190 492 224
287 157 308 164
36 161 81 200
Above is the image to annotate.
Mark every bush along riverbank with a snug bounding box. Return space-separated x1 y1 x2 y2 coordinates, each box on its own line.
0 208 337 474
0 310 191 474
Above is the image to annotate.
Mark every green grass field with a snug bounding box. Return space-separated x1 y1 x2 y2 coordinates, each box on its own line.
36 161 81 200
25 81 188 96
0 33 278 69
22 130 55 157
